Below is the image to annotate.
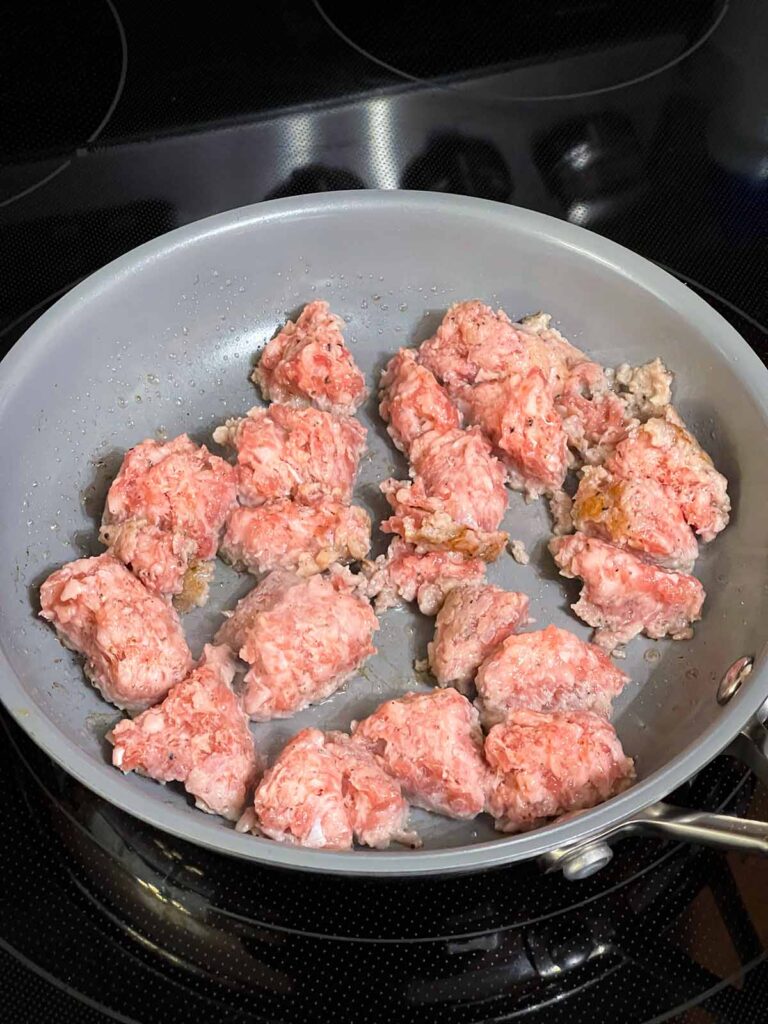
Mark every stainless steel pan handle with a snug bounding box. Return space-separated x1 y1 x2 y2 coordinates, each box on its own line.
542 800 768 880
544 657 768 880
620 803 768 852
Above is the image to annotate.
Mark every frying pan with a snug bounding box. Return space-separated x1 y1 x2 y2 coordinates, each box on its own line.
3 190 768 878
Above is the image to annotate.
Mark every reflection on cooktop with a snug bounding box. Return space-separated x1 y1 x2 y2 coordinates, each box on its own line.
402 135 513 201
266 166 366 200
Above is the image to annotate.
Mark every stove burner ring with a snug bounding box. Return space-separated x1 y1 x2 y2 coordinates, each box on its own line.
0 279 82 343
313 0 729 103
655 263 768 339
0 0 127 210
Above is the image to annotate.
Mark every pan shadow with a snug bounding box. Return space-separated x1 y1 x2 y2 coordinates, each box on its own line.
28 563 57 619
79 446 125 528
87 708 125 763
406 307 445 348
362 357 392 449
246 303 301 377
680 397 740 523
64 446 128 560
358 353 409 561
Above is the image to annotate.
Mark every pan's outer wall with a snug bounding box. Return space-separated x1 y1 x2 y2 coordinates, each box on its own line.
1 191 767 876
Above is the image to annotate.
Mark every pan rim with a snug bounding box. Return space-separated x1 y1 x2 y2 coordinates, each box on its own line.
2 188 767 876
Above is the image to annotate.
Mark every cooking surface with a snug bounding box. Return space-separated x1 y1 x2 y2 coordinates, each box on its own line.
1 0 767 1019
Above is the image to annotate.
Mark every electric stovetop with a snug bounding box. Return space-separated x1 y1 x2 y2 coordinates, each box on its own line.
1 2 767 1021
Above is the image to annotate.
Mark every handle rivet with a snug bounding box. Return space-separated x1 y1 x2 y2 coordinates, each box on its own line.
560 842 614 880
718 656 754 705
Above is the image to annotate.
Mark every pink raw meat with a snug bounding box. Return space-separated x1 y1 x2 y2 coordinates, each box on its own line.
550 533 705 652
215 567 378 721
220 497 370 577
514 311 587 392
475 624 629 724
485 708 635 832
353 688 487 819
109 645 260 820
242 728 415 850
100 434 236 606
362 538 486 615
427 584 530 692
380 477 507 562
460 369 569 497
252 300 367 415
572 465 699 571
213 403 366 507
40 553 192 711
418 300 528 392
605 406 730 542
408 427 508 532
555 360 628 458
379 348 461 454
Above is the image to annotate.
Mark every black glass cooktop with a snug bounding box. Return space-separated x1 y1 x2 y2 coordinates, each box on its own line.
1 1 768 1021
5 705 768 1024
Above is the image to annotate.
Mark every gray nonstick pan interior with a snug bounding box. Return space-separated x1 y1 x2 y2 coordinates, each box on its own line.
2 190 768 874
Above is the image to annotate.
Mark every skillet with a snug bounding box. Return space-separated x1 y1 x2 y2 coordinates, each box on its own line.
3 190 768 876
